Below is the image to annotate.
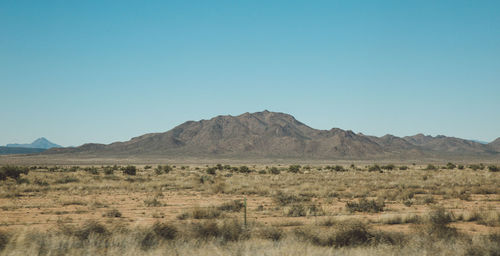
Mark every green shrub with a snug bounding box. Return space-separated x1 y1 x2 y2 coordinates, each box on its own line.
123 165 137 175
288 165 301 173
238 166 251 173
155 165 172 174
206 167 217 175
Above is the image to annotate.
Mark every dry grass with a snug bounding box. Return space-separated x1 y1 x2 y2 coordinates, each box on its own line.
0 163 499 255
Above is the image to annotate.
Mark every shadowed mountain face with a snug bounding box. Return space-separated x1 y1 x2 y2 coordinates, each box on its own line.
7 137 61 149
44 111 499 159
489 138 500 152
0 146 47 155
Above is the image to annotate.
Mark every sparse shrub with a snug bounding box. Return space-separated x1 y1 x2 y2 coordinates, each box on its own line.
458 165 464 170
368 165 381 172
84 166 99 175
273 191 311 206
103 209 122 218
420 195 435 204
215 164 223 170
34 178 49 186
103 166 114 175
190 220 248 242
333 165 346 172
192 220 220 239
345 198 385 213
238 166 251 173
0 230 9 251
199 175 214 184
381 164 395 170
151 222 177 240
144 165 152 169
288 165 301 173
220 220 248 242
270 167 280 174
446 162 456 169
258 170 267 174
54 176 80 184
191 207 222 219
399 166 408 170
259 226 284 241
144 198 162 207
285 204 307 217
403 199 414 207
217 200 244 212
488 165 499 172
73 220 108 240
424 164 437 170
123 165 137 175
206 167 217 175
0 166 29 181
424 207 458 239
155 165 172 174
469 164 485 171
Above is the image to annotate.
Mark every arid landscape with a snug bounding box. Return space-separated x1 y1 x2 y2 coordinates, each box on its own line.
3 1 500 255
0 162 499 255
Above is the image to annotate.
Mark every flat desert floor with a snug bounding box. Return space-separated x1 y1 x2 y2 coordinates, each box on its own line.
0 163 499 255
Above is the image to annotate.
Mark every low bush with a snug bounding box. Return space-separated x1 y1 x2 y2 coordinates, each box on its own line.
0 230 9 251
424 164 437 170
273 191 311 206
288 165 301 173
103 209 122 218
191 207 222 219
368 165 381 172
123 165 137 175
488 165 499 172
259 226 284 241
345 198 385 213
0 166 29 181
269 167 280 174
381 164 395 170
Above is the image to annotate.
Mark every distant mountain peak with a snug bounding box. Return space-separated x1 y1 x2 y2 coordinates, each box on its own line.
6 137 61 149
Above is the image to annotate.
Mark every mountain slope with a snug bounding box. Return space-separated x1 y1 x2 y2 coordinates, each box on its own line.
44 111 499 159
489 138 500 152
7 138 61 149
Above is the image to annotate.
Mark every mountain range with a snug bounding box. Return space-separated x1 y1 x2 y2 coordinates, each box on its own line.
0 138 61 155
6 137 61 149
44 111 500 160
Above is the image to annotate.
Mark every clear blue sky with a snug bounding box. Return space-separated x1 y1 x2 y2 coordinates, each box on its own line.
1 0 499 147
